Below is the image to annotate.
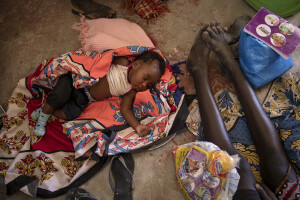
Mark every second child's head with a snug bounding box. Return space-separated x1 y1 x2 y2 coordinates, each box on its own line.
129 51 166 92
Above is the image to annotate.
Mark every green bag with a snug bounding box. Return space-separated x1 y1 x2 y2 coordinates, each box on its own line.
244 0 300 17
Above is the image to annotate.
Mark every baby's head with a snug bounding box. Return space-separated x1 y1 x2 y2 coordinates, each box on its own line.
129 51 166 92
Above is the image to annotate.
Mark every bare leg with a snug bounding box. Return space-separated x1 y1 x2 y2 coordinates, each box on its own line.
41 102 55 114
202 24 297 191
53 109 67 120
42 102 67 120
187 23 258 193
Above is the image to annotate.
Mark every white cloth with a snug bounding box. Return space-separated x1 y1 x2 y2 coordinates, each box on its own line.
107 64 132 96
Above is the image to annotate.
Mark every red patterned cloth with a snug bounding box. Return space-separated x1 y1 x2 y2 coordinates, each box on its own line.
122 0 171 20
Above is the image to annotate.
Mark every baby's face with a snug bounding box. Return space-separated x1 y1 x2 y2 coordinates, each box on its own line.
129 60 162 92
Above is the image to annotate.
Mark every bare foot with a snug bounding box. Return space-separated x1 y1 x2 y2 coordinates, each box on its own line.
186 24 210 73
202 24 236 74
203 25 231 55
225 16 251 44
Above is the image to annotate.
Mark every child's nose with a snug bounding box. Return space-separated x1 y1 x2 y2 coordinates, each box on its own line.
142 82 148 89
142 82 151 90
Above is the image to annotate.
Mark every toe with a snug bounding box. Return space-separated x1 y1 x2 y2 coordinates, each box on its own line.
216 26 225 34
211 26 218 35
202 31 210 41
210 21 220 27
199 24 210 37
206 27 217 38
210 22 216 27
201 24 209 31
222 27 228 32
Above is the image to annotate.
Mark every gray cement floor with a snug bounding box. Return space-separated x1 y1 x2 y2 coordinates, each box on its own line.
1 0 300 199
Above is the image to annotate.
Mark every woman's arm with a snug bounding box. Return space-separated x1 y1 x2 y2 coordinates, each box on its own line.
121 90 151 137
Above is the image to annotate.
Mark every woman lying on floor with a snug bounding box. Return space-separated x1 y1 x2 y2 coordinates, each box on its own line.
187 22 299 199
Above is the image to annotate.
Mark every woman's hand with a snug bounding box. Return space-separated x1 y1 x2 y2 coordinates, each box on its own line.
255 183 277 200
136 124 151 137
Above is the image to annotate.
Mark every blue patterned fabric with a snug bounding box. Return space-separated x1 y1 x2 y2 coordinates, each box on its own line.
195 73 300 182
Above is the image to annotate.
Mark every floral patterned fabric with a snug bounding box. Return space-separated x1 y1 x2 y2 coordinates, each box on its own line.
29 46 179 159
186 73 300 182
0 47 184 197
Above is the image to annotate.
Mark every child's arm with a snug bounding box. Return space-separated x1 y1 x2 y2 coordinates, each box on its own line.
121 90 151 137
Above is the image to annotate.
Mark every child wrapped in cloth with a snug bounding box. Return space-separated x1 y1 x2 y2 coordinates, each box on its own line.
30 46 171 139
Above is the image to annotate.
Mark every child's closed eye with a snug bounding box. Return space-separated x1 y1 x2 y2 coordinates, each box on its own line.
143 74 150 80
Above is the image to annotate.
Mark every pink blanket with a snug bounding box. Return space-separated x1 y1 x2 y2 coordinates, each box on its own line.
73 17 155 53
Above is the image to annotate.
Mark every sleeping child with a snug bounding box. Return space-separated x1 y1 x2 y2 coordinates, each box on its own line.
31 51 166 137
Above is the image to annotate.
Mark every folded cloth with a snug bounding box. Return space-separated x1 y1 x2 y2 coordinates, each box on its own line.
73 17 155 53
122 0 171 20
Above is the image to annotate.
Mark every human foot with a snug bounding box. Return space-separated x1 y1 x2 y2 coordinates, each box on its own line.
225 15 251 45
202 24 236 72
186 24 211 74
202 24 230 53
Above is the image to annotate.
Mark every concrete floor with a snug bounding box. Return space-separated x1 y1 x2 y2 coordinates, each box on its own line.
0 0 300 200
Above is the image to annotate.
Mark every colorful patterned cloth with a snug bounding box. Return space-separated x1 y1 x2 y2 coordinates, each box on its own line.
0 46 185 197
122 0 171 20
186 73 300 183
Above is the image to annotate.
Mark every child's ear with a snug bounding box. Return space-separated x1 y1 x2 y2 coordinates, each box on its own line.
132 60 141 69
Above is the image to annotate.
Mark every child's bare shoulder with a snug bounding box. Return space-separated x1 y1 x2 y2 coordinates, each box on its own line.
112 56 130 66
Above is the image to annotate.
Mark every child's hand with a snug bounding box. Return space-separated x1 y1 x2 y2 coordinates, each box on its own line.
136 124 151 137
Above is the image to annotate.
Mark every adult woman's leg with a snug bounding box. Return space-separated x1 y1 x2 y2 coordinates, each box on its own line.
187 23 259 196
202 24 297 192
